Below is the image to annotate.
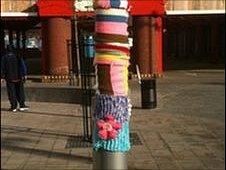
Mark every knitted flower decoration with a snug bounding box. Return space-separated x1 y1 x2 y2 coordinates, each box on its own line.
96 115 122 140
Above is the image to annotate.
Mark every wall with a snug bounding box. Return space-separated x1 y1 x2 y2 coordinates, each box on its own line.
1 0 37 12
166 0 225 10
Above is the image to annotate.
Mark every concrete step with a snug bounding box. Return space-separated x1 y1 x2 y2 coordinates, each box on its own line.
1 82 95 104
1 101 84 138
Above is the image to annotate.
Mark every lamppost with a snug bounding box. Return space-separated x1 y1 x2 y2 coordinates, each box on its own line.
92 1 131 169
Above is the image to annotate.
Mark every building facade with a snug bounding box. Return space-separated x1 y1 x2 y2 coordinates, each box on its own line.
1 0 225 77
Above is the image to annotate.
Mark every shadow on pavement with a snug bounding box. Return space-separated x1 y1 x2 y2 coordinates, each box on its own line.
1 125 79 139
2 143 93 163
1 107 83 118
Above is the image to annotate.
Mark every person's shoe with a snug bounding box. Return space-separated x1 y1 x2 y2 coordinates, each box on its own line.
9 108 17 112
19 105 29 111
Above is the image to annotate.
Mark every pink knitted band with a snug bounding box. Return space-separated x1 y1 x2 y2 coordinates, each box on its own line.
93 59 129 66
95 22 128 36
94 0 111 9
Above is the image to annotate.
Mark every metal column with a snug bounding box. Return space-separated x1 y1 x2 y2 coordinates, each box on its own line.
93 150 127 170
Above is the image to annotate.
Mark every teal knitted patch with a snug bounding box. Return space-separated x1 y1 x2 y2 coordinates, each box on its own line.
93 121 131 152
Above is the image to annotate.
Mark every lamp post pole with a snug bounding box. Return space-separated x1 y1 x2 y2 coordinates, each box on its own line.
92 1 131 169
93 150 127 170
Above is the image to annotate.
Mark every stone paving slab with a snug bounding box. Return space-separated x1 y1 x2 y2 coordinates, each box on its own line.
1 70 225 170
1 104 224 170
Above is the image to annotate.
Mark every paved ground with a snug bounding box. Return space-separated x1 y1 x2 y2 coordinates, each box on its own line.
1 69 225 170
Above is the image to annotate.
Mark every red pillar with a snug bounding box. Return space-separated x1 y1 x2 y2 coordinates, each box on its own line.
133 16 163 77
150 17 156 75
155 17 163 75
133 16 151 75
150 17 163 76
41 17 71 75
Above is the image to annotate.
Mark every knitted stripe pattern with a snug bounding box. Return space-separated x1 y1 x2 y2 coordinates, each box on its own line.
93 0 131 152
93 121 131 152
97 65 129 96
95 33 129 43
95 22 128 35
94 0 128 9
95 8 129 17
96 15 128 23
93 59 129 66
96 42 130 49
94 53 130 65
96 44 130 55
94 94 132 123
95 50 129 57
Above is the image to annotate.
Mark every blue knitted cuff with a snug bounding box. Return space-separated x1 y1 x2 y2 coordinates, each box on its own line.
93 121 131 152
96 15 128 23
110 0 128 9
94 94 132 123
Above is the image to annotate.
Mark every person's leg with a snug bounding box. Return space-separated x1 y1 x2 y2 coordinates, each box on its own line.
6 81 17 110
15 81 26 107
16 81 28 111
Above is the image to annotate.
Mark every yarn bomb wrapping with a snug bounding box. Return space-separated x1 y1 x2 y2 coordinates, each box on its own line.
94 94 132 124
94 0 128 9
96 115 122 140
93 121 131 152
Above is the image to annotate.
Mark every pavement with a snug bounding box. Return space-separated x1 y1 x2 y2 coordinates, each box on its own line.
1 69 225 170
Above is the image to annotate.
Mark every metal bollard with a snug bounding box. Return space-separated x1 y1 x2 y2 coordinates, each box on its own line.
93 150 127 170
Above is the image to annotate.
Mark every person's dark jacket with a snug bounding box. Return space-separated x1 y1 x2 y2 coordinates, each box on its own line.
1 52 27 81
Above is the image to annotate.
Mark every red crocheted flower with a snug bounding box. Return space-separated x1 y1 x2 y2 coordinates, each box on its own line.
96 115 122 140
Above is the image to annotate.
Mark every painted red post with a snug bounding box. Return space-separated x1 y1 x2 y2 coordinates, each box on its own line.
156 17 163 75
150 17 156 76
37 0 73 75
41 18 71 75
129 0 165 77
132 16 151 75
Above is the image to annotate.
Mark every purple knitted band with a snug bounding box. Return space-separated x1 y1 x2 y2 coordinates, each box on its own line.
94 94 132 123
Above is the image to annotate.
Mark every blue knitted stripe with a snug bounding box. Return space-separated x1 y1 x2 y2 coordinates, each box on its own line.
94 94 132 123
96 15 128 23
110 0 121 8
93 121 131 152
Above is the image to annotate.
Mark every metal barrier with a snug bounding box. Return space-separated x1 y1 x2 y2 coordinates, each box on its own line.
79 31 96 141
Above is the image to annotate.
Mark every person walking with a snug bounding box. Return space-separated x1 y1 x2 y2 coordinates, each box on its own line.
1 45 29 112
